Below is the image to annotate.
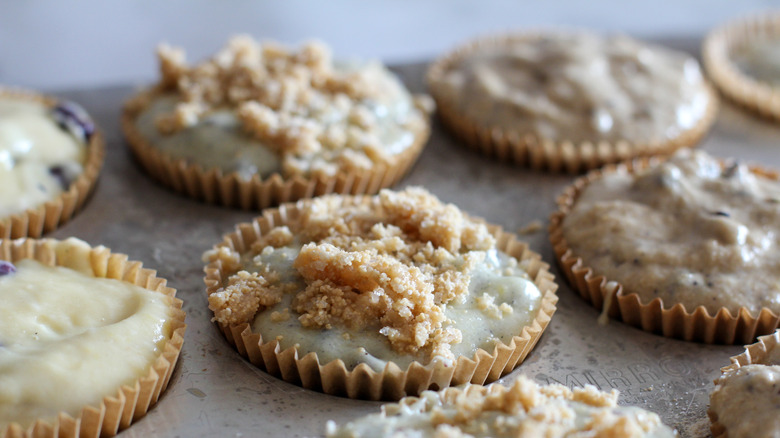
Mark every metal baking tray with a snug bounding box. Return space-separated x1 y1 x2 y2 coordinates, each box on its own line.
50 43 779 437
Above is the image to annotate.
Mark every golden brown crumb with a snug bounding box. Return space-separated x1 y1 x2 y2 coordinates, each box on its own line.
208 270 288 325
150 35 431 177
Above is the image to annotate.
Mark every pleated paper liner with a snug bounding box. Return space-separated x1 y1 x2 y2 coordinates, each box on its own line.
703 13 780 120
204 195 558 401
426 32 719 173
0 88 105 238
549 156 780 344
1 238 186 438
707 329 780 438
121 88 430 210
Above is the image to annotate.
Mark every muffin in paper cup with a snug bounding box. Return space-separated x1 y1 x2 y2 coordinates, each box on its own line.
549 150 780 343
427 31 718 173
708 330 780 437
0 238 186 438
0 87 105 238
122 36 432 210
204 188 558 400
703 13 780 120
325 375 676 437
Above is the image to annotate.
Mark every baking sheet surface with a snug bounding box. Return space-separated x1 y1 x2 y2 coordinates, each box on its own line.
51 56 780 437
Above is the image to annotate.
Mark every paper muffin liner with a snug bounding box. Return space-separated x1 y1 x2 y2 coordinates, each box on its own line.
703 13 780 120
0 88 105 238
0 238 186 438
204 195 559 401
549 157 780 344
121 88 430 210
427 32 719 173
707 329 780 437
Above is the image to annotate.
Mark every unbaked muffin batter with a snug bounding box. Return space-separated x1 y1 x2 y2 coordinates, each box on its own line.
326 376 676 437
0 98 87 216
207 187 543 371
732 37 780 86
562 149 780 315
710 335 780 438
132 36 431 180
434 33 711 143
0 258 172 428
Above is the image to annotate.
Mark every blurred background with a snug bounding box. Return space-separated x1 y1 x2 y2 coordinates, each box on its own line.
1 0 778 91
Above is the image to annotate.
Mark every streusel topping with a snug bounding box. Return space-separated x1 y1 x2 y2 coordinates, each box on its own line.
326 376 675 437
134 36 432 177
206 187 517 361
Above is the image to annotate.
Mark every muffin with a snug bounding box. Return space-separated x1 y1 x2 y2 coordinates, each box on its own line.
326 375 676 437
703 13 780 120
549 149 780 343
204 187 558 400
708 330 780 437
427 31 718 173
0 88 104 238
123 35 433 209
0 238 185 438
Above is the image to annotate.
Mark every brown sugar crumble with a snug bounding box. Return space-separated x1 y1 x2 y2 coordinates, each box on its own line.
206 187 511 362
138 35 433 177
327 376 668 436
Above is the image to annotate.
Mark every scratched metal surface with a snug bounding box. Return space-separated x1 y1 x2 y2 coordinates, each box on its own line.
49 49 779 438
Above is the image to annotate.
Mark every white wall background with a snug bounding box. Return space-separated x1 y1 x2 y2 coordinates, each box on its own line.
1 0 779 91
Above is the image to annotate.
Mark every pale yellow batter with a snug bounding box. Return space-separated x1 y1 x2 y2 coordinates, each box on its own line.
0 98 86 217
0 258 172 429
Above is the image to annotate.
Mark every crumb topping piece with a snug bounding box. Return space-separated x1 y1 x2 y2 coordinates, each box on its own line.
149 35 432 176
207 187 504 361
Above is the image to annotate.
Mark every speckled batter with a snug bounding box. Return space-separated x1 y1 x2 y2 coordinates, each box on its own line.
434 32 711 143
562 149 780 315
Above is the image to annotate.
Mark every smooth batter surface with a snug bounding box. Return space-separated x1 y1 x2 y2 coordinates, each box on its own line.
250 245 541 371
0 99 86 216
436 33 711 143
563 149 780 315
326 376 676 437
0 259 172 429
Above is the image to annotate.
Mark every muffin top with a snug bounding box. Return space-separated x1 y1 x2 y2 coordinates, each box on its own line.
128 36 432 180
326 375 676 437
206 187 546 371
0 96 91 216
0 240 176 429
710 333 780 438
561 149 780 315
430 32 712 144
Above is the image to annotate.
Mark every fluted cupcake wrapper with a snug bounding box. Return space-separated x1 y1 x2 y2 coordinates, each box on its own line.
204 195 558 401
121 88 430 210
707 329 780 437
549 156 780 344
0 238 186 438
703 13 780 120
427 32 719 173
0 88 105 238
